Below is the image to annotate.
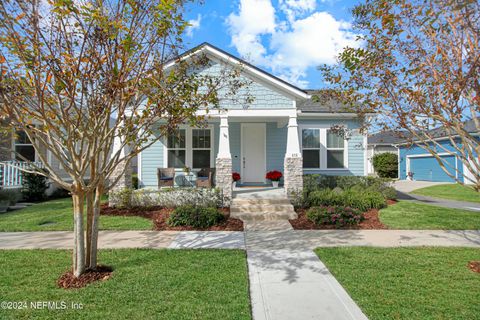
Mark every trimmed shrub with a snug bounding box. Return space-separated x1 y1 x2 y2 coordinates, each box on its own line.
167 205 225 228
308 189 343 207
110 188 224 209
306 206 363 227
308 188 387 212
0 189 22 206
372 152 398 178
22 171 48 202
342 189 387 212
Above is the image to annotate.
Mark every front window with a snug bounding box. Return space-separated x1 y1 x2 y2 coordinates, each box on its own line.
166 127 213 169
302 129 320 168
167 129 186 168
14 130 35 162
301 128 347 169
327 130 345 168
192 129 211 168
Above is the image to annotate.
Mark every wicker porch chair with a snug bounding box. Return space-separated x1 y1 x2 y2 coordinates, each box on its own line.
157 168 175 188
196 168 215 188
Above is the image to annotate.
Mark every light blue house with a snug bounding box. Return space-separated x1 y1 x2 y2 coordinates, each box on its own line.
137 43 367 199
398 120 478 183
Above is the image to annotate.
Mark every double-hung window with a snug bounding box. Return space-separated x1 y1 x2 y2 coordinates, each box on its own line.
326 130 345 168
301 128 347 169
14 130 36 162
167 129 186 168
192 129 211 168
302 129 321 168
166 127 213 169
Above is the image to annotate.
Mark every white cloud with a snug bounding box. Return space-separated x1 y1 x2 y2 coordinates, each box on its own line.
279 0 316 22
186 14 202 37
226 0 276 64
226 0 360 87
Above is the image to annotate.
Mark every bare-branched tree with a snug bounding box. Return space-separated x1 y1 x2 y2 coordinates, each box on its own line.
320 0 480 190
0 0 247 276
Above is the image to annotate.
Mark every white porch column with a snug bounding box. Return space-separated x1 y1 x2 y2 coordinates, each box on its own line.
215 114 232 206
108 132 132 207
284 115 303 198
217 115 231 158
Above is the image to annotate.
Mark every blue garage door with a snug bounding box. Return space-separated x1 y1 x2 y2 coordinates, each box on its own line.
410 155 457 182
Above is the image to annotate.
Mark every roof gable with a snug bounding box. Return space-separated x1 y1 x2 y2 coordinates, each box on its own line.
164 42 310 100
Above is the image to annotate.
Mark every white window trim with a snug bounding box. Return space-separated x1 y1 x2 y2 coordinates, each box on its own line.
11 129 38 162
299 126 349 171
326 129 348 170
164 125 215 170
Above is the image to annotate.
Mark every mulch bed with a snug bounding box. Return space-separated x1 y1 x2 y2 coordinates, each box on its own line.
101 205 244 231
57 265 113 289
289 200 397 230
468 261 480 273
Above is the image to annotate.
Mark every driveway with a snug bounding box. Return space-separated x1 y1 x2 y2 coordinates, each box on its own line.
393 180 480 211
393 180 448 193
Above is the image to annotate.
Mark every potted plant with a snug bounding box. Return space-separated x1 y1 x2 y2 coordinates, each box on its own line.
232 172 241 188
266 170 282 188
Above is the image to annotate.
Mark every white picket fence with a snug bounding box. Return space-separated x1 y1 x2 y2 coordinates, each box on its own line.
0 161 45 189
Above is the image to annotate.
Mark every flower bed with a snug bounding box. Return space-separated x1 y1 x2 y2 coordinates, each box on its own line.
101 205 243 231
109 187 225 209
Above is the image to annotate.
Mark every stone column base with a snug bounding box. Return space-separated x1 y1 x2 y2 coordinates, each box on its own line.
215 157 232 207
284 156 303 199
108 160 132 207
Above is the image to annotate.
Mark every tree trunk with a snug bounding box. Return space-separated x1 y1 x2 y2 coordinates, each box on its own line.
87 185 103 269
72 192 86 277
85 190 94 269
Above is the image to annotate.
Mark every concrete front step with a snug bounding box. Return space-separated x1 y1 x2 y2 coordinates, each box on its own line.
232 198 292 205
231 211 297 221
230 204 295 214
231 197 297 221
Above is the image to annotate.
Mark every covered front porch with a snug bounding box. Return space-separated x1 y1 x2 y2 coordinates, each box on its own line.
214 110 303 203
136 109 304 204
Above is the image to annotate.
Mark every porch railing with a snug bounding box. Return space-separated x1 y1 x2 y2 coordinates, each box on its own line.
0 161 45 189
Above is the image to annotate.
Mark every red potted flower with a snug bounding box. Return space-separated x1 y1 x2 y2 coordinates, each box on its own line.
232 172 241 188
266 170 282 188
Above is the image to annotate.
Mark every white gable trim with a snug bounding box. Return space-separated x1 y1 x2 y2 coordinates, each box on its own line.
164 44 310 100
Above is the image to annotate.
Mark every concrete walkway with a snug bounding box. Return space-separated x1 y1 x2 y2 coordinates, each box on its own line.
248 249 367 320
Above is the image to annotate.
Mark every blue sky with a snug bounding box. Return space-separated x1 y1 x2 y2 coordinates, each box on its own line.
183 0 360 89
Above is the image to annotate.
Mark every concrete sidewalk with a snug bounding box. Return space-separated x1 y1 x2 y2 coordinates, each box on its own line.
1 229 480 320
1 229 479 249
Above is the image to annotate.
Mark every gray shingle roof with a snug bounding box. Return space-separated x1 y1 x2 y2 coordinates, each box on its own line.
298 90 355 113
368 130 409 145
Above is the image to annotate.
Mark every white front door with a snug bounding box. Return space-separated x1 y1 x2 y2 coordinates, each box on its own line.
242 123 266 183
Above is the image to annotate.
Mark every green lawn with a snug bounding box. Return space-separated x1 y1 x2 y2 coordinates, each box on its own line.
412 184 480 203
0 198 152 231
380 200 480 229
0 249 251 320
316 247 480 320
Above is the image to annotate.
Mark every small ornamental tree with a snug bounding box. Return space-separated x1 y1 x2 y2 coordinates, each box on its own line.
372 153 398 178
0 0 248 277
320 0 480 190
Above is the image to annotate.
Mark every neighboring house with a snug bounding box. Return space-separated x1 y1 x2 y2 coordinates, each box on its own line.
367 131 402 176
0 125 69 191
398 119 479 184
136 43 368 198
